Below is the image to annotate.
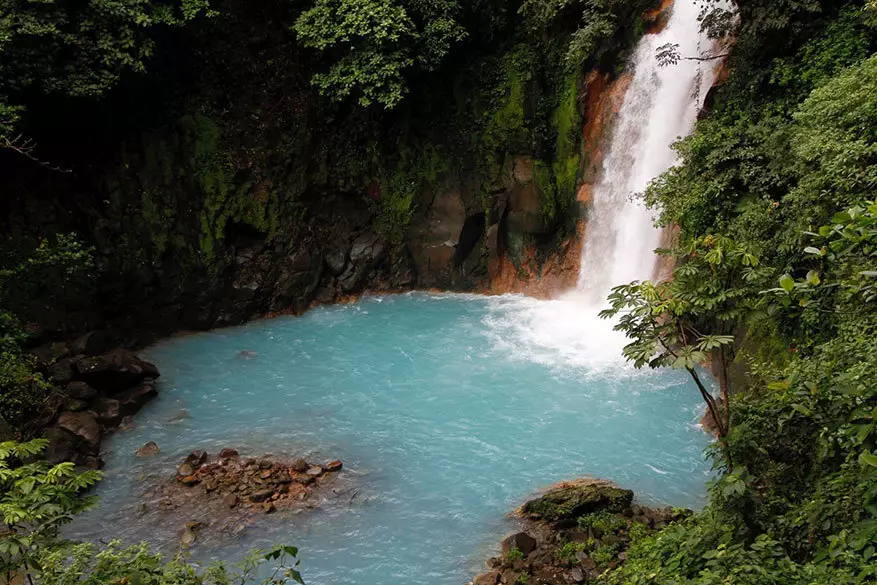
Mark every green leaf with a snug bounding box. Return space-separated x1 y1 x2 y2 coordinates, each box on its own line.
859 450 877 468
779 274 795 292
791 404 812 417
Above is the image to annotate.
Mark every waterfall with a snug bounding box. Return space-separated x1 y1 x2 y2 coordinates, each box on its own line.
484 0 722 373
577 0 720 302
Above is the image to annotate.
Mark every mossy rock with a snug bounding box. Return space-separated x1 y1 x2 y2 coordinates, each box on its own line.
521 480 633 523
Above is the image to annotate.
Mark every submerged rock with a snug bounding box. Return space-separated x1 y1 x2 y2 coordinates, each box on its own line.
181 521 201 547
166 450 345 524
136 441 160 457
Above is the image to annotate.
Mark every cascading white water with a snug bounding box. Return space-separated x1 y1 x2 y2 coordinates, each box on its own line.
484 0 722 372
577 0 720 301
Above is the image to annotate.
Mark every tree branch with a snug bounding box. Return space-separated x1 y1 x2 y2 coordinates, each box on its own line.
1 131 71 173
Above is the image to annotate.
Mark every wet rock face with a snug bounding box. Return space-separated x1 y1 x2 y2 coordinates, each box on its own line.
471 479 692 585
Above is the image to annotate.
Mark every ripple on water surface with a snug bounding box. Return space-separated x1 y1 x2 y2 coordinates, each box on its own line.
70 292 712 584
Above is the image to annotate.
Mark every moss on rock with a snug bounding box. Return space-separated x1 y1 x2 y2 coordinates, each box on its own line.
521 479 634 523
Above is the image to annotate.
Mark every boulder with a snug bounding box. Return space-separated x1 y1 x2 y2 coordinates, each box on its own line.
69 331 114 357
223 493 239 509
179 475 200 487
43 427 80 464
66 381 98 400
31 341 70 365
249 489 274 503
64 398 89 412
291 458 308 473
570 567 585 583
501 532 537 558
521 480 633 523
181 522 200 547
83 455 103 470
295 475 315 486
325 459 343 472
75 349 160 392
178 463 196 477
93 397 122 427
183 451 207 468
219 448 239 459
136 441 160 457
473 571 501 585
306 466 323 477
48 355 84 383
116 383 158 417
57 411 101 453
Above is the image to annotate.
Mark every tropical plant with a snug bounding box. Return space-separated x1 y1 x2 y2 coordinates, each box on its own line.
600 235 770 469
0 439 102 583
1 440 307 585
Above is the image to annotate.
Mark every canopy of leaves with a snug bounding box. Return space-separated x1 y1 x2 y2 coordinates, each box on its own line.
0 0 212 151
293 0 466 107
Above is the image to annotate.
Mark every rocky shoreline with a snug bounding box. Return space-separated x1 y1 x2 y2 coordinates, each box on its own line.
470 479 690 585
26 331 161 468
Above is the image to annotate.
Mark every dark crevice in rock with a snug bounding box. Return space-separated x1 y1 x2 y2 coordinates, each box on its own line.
454 212 486 268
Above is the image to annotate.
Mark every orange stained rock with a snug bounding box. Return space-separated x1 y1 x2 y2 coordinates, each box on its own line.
643 0 675 35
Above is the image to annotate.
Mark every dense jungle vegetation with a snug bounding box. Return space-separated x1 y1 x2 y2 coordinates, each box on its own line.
1 0 877 583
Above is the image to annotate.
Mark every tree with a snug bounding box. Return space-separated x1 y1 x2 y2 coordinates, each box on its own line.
292 0 466 108
600 235 771 470
0 0 213 161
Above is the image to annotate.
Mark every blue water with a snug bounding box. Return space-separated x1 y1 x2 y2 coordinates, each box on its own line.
70 293 711 584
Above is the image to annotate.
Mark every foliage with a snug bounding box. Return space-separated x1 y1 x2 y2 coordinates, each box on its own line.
518 0 645 65
0 234 94 431
0 0 212 148
505 547 525 562
293 0 466 107
1 440 307 584
603 3 877 584
556 541 587 565
591 541 621 569
577 511 627 534
601 235 770 466
36 543 306 585
0 439 102 582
